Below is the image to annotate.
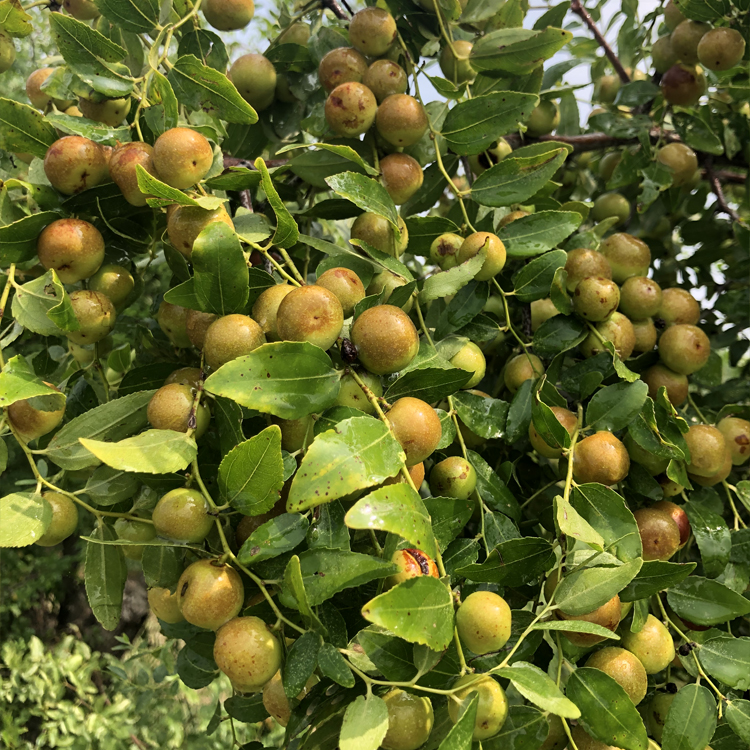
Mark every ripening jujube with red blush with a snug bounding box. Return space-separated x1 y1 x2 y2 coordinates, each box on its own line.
632 318 658 353
152 127 214 190
642 363 689 406
573 276 621 321
351 304 419 375
652 500 691 548
325 82 378 138
380 153 423 205
585 647 648 704
634 507 681 561
147 383 210 438
276 284 344 351
203 314 266 371
363 59 408 103
580 311 636 360
348 7 398 57
599 233 651 283
684 424 727 477
375 94 429 147
44 136 108 195
504 353 544 392
658 287 700 326
387 397 442 466
177 559 244 631
717 417 750 465
35 492 78 546
557 595 622 647
660 63 706 106
573 431 630 485
318 47 368 91
251 284 293 341
37 218 104 284
167 203 234 259
619 614 675 674
351 212 409 257
67 290 116 346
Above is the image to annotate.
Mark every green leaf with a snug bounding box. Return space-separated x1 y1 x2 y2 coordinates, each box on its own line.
279 142 377 177
287 416 404 513
340 695 389 750
512 249 567 302
470 27 572 74
317 642 355 688
307 500 350 551
419 248 487 303
555 559 642 615
204 342 340 420
531 398 570 451
0 98 57 159
254 157 298 249
44 390 155 470
425 496 474 552
283 630 321 698
325 172 399 229
0 211 60 265
357 627 416 681
467 449 521 521
497 662 580 718
238 513 308 565
11 269 78 336
667 576 750 626
135 165 225 209
439 694 478 750
531 620 621 640
45 113 130 146
673 0 729 23
404 216 460 257
499 210 582 258
505 378 534 444
456 537 554 586
533 315 586 357
219 426 284 516
168 55 257 124
0 0 32 36
452 390 508 440
142 544 183 589
619 561 697 602
79 429 197 474
725 700 750 744
0 355 66 410
282 554 326 632
566 667 648 750
672 112 724 156
471 147 568 207
661 684 716 750
345 483 437 560
362 576 454 651
555 495 604 550
482 705 550 750
441 92 538 155
0 492 51 547
585 381 648 432
85 522 127 631
83 465 140 507
94 0 159 34
697 636 750 691
683 500 731 579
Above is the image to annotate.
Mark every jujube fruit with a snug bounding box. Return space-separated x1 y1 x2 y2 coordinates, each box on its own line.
652 499 690 547
595 74 620 104
202 0 255 31
670 20 711 65
539 715 567 750
335 371 382 414
318 47 368 92
430 233 463 270
664 0 685 30
44 136 108 195
380 153 423 205
439 39 475 83
591 192 630 225
660 63 706 106
623 433 669 476
147 383 210 437
619 614 675 674
526 100 559 137
109 141 157 206
275 415 313 453
351 212 408 257
185 309 218 349
36 492 79 546
147 587 184 623
697 27 745 71
599 151 622 181
619 276 662 320
152 127 214 190
658 324 710 374
717 416 750 465
213 616 282 693
557 595 621 646
658 287 700 326
262 671 318 728
580 311 636 360
177 559 244 630
632 318 658 353
570 725 621 750
387 397 442 466
429 456 477 500
529 406 577 458
276 285 344 350
634 507 681 561
688 444 732 487
573 431 630 485
166 203 234 259
363 59 408 103
251 284 293 343
469 139 512 175
457 232 506 281
0 30 15 73
652 35 678 73
642 363 688 406
7 386 65 442
376 94 429 147
204 314 266 370
657 143 699 187
89 264 135 309
165 367 203 389
599 233 651 283
37 218 104 284
67 290 116 345
277 22 310 45
366 270 413 308
351 305 419 375
325 81 378 138
684 424 726 477
645 692 675 743
448 675 508 740
157 300 192 348
498 210 529 228
114 517 156 560
450 341 486 389
565 248 612 292
504 353 544 392
229 54 277 111
348 7 398 58
64 0 100 19
152 487 214 543
456 590 512 655
78 96 131 126
382 689 434 750
26 68 72 110
573 276 621 321
585 646 648 704
387 548 439 588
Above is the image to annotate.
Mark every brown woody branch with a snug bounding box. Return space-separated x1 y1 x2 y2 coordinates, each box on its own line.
570 0 630 84
321 0 350 19
705 158 742 223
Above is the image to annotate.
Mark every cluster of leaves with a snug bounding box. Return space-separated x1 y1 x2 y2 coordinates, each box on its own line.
0 0 749 748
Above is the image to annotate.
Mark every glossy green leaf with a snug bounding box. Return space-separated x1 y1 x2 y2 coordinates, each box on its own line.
697 636 750 691
683 500 732 579
585 380 648 432
425 496 475 552
532 315 587 357
95 0 159 34
238 513 309 565
255 157 299 249
482 705 550 750
512 250 567 303
317 642 355 688
282 554 326 633
0 492 51 547
340 695 389 750
725 700 750 744
357 627 416 681
439 694 478 750
0 98 57 159
468 450 522 521
283 630 321 698
531 620 621 640
0 355 66 410
619 561 697 602
326 172 398 229
499 210 582 258
498 662 580 718
456 537 554 586
555 559 642 615
452 390 508 440
84 522 127 631
142 544 183 589
420 248 487 303
11 270 77 336
555 495 604 550
470 27 572 74
136 166 225 209
667 576 750 626
661 684 716 750
84 465 140 507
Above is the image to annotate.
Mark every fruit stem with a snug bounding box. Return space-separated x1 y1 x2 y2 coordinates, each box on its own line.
492 279 531 354
562 408 582 503
93 341 110 403
430 0 460 62
0 263 15 369
722 481 747 530
685 392 710 425
249 247 302 287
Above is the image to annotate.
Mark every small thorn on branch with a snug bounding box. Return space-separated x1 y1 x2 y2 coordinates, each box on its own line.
705 157 742 223
570 0 630 84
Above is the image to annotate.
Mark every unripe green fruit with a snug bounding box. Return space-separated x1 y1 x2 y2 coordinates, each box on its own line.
557 595 621 647
325 82 378 138
166 203 234 259
204 314 266 370
580 311 636 360
78 97 131 126
336 371 382 414
109 141 157 207
89 264 135 309
658 287 700 326
619 614 675 674
565 248 612 292
277 22 310 45
652 36 679 74
504 353 544 393
36 492 78 546
595 74 620 104
456 591 511 655
185 309 218 349
573 431 630 485
697 27 745 71
0 31 16 73
457 232 506 281
439 39 475 83
599 151 622 182
177 559 244 630
44 136 108 195
114 517 156 560
367 270 413 312
448 675 508 740
531 298 559 332
214 616 282 693
67 290 116 346
363 59 408 103
585 646 648 704
157 300 191 348
429 456 477 500
718 417 750 466
37 218 104 284
318 47 368 92
276 285 344 351
275 415 313 453
657 142 699 187
671 20 711 65
152 127 214 190
387 548 439 588
26 68 72 110
430 233 463 270
382 689 434 750
624 433 669 476
450 341 486 389
380 153 423 205
251 284 293 342
642 363 688 406
315 268 365 318
147 383 210 437
165 367 203 389
202 0 254 31
274 73 296 103
660 64 706 106
351 304 419 375
351 212 408 257
69 338 112 366
658 323 710 374
64 0 99 19
573 276 621 321
526 100 559 137
539 715 567 750
646 692 675 743
529 406 577 458
619 276 662 320
376 94 429 147
349 7 398 57
229 54 276 111
591 192 630 225
387 397 442 466
599 233 651 284
634 507 681 561
152 487 213 543
148 587 184 623
633 318 657 353
571 725 621 750
664 0 685 31
684 424 726 477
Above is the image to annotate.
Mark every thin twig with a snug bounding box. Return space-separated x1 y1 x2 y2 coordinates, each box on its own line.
570 0 630 84
705 157 742 223
321 0 349 19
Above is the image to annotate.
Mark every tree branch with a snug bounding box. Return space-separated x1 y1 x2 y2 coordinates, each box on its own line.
321 0 350 19
570 0 630 84
705 157 742 223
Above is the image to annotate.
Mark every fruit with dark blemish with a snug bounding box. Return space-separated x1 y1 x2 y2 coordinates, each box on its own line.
387 397 442 466
36 492 78 546
456 591 512 655
580 311 636 360
152 487 214 543
642 363 688 406
67 290 116 346
147 383 210 437
585 646 648 704
565 248 612 292
152 127 214 189
557 595 621 646
380 153 423 205
504 353 544 393
573 277 621 321
186 309 218 349
429 456 477 500
325 81 378 138
376 94 429 147
645 692 675 743
381 689 434 750
430 233 463 270
717 416 750 466
469 139 512 176
336 371 382 415
457 232 506 281
529 406 577 458
114 517 156 560
619 276 662 320
634 507 681 561
7 385 65 442
109 141 157 206
229 53 277 111
214 616 282 692
89 264 135 309
351 212 409 257
202 0 254 31
387 548 439 587
78 96 131 126
177 559 244 630
658 324 710 374
43 136 108 195
619 614 675 674
652 500 690 548
166 203 234 259
450 341 486 389
157 300 192 348
276 284 344 350
349 7 398 58
37 218 104 284
251 284 293 341
316 267 366 317
573 431 630 485
448 675 508 740
363 59 408 103
350 304 419 375
203 314 266 370
660 63 706 106
318 47 368 92
657 287 700 326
